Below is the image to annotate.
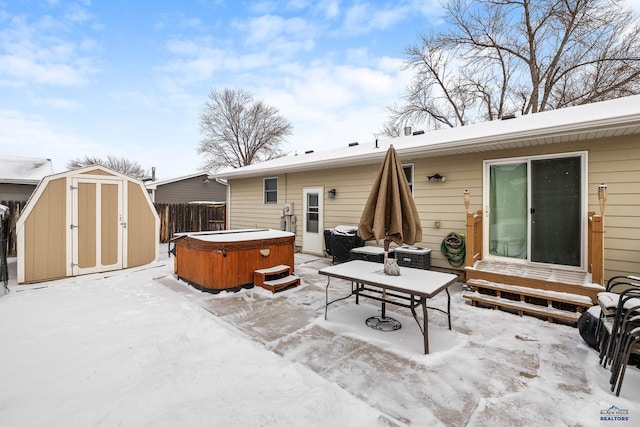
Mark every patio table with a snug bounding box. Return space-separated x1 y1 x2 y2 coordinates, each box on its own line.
319 260 458 354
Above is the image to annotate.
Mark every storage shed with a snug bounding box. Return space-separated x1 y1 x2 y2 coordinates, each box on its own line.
16 165 160 284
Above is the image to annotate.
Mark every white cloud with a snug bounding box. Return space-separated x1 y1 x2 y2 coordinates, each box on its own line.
31 97 82 111
253 56 411 154
343 3 408 34
0 13 99 87
234 14 317 56
0 109 99 170
627 0 640 12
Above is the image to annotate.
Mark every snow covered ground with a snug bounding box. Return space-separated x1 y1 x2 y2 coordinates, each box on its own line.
1 248 638 426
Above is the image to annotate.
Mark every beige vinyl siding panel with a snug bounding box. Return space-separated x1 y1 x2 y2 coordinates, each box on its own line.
226 134 640 278
23 177 66 283
127 181 157 267
229 177 284 231
586 136 640 277
154 176 226 204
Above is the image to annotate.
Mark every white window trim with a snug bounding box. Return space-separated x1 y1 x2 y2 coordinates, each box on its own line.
263 177 278 204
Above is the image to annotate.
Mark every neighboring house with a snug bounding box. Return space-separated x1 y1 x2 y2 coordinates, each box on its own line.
146 173 226 204
0 156 54 202
214 95 640 297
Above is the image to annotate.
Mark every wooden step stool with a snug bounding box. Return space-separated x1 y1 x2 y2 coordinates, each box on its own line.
253 264 300 293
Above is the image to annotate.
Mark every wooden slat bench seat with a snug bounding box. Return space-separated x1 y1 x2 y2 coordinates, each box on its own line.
463 278 592 325
254 265 300 293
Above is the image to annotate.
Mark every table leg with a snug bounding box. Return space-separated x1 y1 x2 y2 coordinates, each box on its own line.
446 287 451 330
324 276 356 320
324 277 331 320
421 297 429 354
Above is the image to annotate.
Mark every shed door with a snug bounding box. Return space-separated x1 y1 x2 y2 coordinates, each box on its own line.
70 177 125 276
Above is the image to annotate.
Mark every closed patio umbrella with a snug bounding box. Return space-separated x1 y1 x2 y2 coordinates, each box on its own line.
358 144 422 253
358 145 422 329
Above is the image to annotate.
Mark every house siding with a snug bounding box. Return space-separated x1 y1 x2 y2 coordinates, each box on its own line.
0 183 37 202
227 135 640 279
153 176 226 204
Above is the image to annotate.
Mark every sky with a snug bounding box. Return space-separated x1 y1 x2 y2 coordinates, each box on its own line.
2 1 640 181
0 0 444 180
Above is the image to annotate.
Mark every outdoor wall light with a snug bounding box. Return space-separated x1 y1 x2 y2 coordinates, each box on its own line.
427 173 446 182
328 189 337 198
598 183 607 217
463 189 471 213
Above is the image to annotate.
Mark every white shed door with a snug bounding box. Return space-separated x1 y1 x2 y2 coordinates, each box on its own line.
69 177 125 276
302 187 324 255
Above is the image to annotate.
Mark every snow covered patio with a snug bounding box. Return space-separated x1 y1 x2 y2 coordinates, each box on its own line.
1 248 639 426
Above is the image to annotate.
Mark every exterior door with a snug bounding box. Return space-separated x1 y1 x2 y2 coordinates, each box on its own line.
530 157 582 266
70 177 125 275
485 153 585 268
302 187 324 255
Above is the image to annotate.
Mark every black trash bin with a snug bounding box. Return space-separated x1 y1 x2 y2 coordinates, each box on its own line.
324 225 364 264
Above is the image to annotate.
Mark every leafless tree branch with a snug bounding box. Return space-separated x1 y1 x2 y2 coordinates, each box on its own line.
383 0 640 135
197 88 293 172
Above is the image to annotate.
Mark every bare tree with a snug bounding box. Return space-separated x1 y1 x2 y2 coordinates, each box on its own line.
386 0 640 133
66 156 147 180
198 88 292 171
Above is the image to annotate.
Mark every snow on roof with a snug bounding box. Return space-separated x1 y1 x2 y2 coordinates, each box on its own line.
214 94 640 180
0 156 54 184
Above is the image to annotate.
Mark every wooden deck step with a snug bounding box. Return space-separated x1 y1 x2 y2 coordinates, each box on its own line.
467 279 593 308
254 265 300 293
260 275 300 293
254 264 291 276
465 260 604 303
463 278 592 326
462 291 582 324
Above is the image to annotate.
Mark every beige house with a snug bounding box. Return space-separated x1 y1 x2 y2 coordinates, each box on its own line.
16 165 160 284
214 95 640 321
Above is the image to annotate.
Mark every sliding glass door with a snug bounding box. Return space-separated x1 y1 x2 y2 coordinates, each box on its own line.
486 154 584 268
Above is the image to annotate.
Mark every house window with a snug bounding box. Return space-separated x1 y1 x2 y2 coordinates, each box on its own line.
264 177 278 204
403 164 414 193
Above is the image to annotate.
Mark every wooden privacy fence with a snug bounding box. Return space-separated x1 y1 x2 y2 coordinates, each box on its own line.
1 201 226 256
155 203 226 243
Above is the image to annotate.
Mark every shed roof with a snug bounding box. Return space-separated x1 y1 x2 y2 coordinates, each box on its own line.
214 94 640 180
0 156 54 185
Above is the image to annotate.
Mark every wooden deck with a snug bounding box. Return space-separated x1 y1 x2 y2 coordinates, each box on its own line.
463 260 605 326
466 260 603 301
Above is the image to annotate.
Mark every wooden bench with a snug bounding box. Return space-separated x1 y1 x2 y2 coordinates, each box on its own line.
462 278 592 325
253 265 300 293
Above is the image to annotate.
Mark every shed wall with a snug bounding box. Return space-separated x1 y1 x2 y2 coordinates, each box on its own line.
127 181 158 267
22 177 66 283
227 135 640 278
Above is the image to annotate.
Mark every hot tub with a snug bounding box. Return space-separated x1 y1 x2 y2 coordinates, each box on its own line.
171 229 296 293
